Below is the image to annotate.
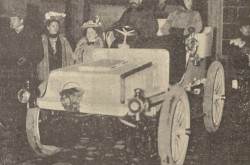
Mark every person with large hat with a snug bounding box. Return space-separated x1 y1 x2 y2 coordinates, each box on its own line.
37 11 75 83
74 16 103 63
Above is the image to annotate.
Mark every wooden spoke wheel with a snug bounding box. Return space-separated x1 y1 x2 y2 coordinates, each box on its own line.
26 108 62 156
158 85 190 165
203 61 225 133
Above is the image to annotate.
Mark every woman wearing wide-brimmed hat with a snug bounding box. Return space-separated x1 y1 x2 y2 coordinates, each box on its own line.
37 11 75 83
74 16 103 64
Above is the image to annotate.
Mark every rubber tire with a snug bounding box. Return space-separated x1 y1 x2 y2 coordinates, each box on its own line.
203 61 225 133
26 107 62 156
158 84 190 165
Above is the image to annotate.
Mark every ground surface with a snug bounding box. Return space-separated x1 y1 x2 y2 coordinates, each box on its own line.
1 82 250 165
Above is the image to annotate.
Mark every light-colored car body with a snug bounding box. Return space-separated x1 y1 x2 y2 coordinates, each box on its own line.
38 49 169 116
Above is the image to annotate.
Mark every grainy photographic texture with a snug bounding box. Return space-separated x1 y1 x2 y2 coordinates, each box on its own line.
0 0 250 165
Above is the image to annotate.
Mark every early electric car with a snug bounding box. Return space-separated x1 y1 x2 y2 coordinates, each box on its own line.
19 25 225 165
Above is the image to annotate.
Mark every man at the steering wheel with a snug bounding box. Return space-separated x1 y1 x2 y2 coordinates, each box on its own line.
106 0 158 48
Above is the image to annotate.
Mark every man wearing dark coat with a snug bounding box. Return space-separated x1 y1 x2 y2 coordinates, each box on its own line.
0 8 43 129
2 8 43 73
108 0 158 48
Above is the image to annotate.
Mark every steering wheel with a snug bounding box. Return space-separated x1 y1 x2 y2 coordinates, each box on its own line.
104 26 137 48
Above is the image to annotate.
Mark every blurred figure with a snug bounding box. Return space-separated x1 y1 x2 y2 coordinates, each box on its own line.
230 15 250 71
37 11 75 83
74 16 103 64
229 15 250 113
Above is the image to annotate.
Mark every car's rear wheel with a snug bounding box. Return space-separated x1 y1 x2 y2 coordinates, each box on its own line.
203 61 225 133
158 85 190 165
26 107 62 156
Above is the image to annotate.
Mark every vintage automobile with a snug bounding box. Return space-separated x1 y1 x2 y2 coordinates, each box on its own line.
18 23 225 164
13 0 228 164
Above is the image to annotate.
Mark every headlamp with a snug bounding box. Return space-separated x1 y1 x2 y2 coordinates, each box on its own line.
128 98 143 113
18 89 31 103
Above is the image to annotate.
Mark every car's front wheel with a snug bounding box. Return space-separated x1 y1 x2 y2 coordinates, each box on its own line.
158 85 191 165
26 107 62 156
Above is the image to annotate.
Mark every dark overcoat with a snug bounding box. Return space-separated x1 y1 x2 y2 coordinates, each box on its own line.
0 26 43 123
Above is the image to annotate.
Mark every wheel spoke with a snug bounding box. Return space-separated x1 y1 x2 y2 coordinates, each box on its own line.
213 102 218 123
174 101 185 128
173 138 178 159
173 136 181 162
176 103 182 122
173 104 179 127
213 68 225 101
215 101 222 119
177 106 185 126
176 136 181 157
179 113 185 127
213 100 222 125
214 70 223 93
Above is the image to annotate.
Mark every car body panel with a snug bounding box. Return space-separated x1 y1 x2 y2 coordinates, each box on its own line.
37 49 170 116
